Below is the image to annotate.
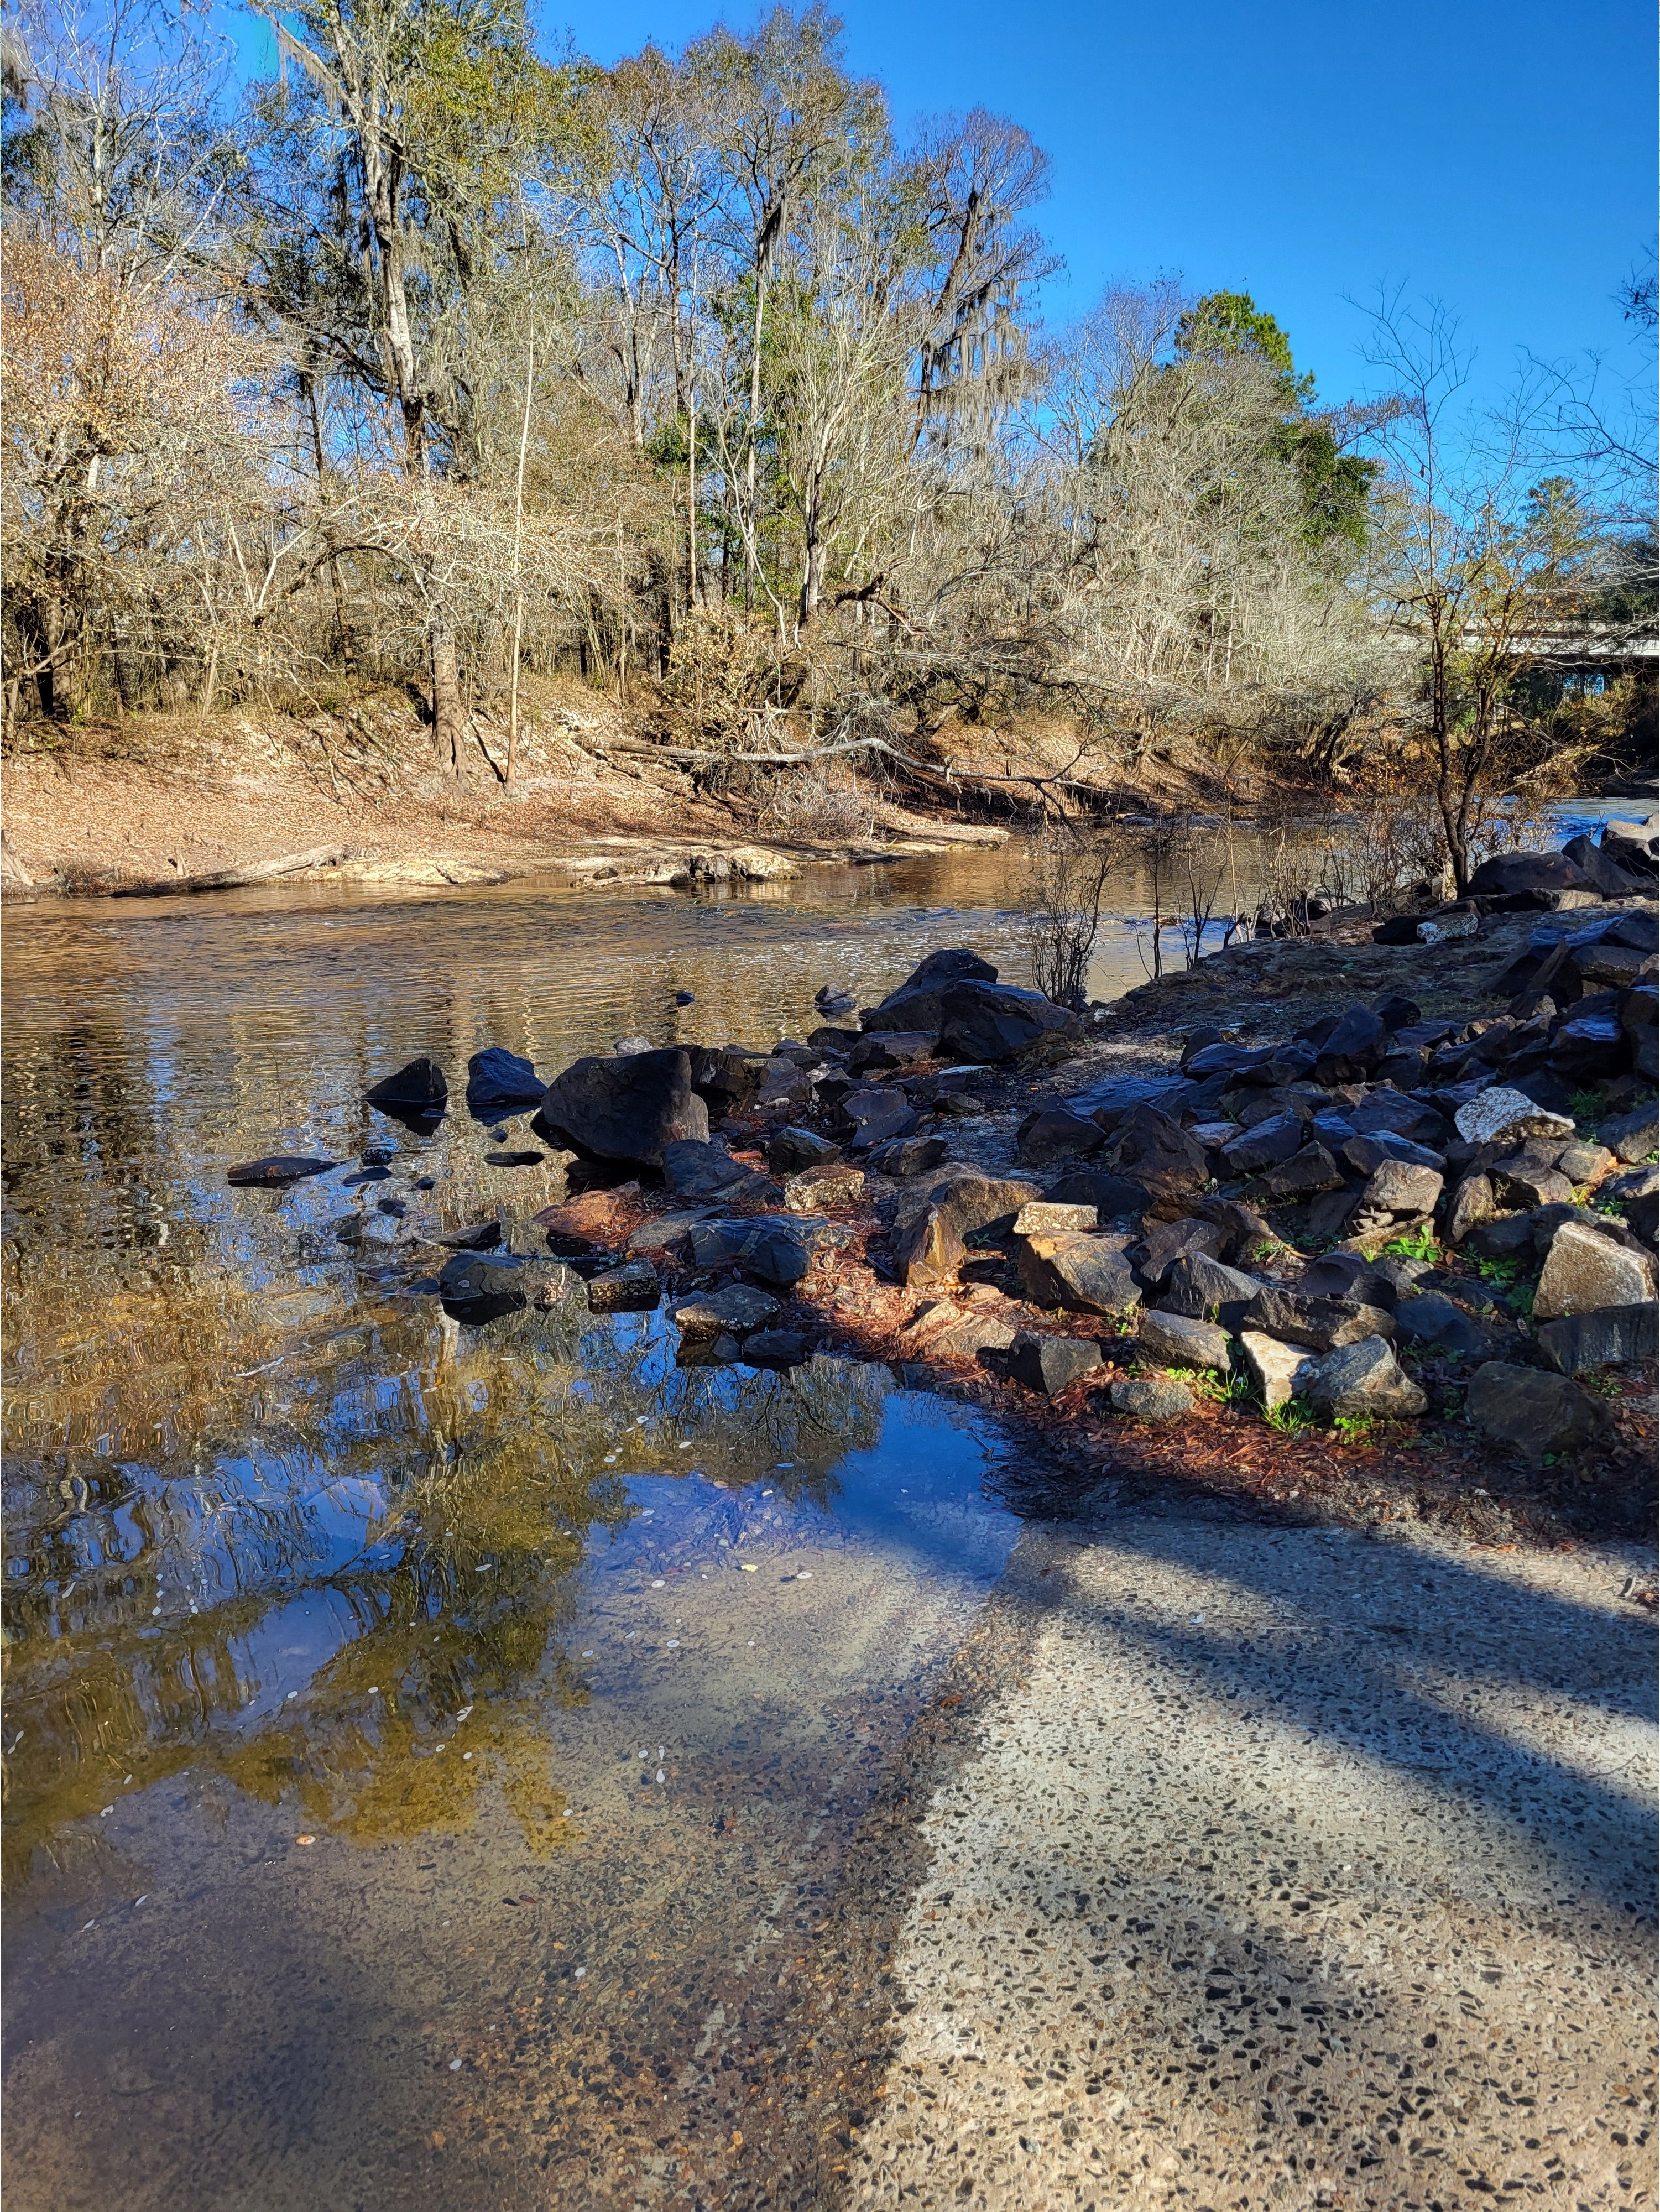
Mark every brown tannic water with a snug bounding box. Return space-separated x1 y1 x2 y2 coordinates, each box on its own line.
2 845 1150 2212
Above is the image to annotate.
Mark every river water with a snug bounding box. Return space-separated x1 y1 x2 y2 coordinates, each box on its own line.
0 810 1636 2208
0 843 1097 2212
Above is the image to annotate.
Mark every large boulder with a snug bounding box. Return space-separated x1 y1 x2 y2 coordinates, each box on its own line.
1465 849 1586 899
1465 1361 1606 1457
1535 1303 1658 1374
1559 832 1650 898
1532 1220 1656 1319
1017 1230 1143 1316
938 981 1079 1063
541 1048 709 1166
465 1046 546 1117
1307 1337 1427 1418
365 1057 447 1115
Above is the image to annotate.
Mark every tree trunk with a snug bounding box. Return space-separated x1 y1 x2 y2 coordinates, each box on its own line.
431 620 465 777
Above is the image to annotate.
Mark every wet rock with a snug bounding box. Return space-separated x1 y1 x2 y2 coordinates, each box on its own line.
1533 1219 1656 1320
1135 1216 1226 1286
1219 1113 1304 1175
587 1257 661 1312
1359 1159 1444 1218
1017 1230 1143 1317
890 1205 965 1288
1600 1102 1660 1164
1466 1361 1605 1457
536 1185 639 1250
1109 1375 1194 1422
742 1329 810 1367
866 1133 949 1178
1013 1199 1099 1236
1016 1105 1104 1164
687 1213 845 1287
1136 1308 1231 1373
1242 1285 1395 1351
1236 1330 1316 1411
227 1155 336 1186
838 1087 920 1152
1158 1251 1261 1331
848 1031 938 1074
727 845 800 880
1046 1167 1153 1220
428 1218 504 1250
466 1046 545 1117
782 1162 865 1213
437 1250 530 1305
1535 1303 1659 1375
1008 1332 1103 1395
1453 1086 1576 1149
485 1149 547 1168
531 1262 583 1308
815 982 858 1015
364 1058 447 1115
1394 1292 1491 1358
1307 1337 1427 1418
670 1283 780 1337
541 1048 709 1166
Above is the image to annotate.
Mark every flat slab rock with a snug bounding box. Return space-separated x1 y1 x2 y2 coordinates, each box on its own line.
226 1155 336 1186
1110 1375 1194 1421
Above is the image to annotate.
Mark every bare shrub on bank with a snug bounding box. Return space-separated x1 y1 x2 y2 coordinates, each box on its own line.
756 765 879 843
1018 822 1118 1009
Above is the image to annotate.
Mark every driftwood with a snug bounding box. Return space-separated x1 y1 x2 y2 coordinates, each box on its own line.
111 844 347 898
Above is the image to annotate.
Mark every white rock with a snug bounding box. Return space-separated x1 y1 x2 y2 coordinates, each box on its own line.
1237 1329 1317 1411
1453 1086 1575 1149
1013 1200 1098 1236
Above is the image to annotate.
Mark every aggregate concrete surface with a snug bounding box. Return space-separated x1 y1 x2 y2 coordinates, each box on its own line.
846 1516 1656 2211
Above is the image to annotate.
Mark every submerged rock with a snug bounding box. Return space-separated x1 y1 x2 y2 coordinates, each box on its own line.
226 1155 336 1186
587 1258 661 1312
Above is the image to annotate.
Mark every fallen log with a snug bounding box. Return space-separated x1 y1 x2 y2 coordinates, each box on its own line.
111 844 347 898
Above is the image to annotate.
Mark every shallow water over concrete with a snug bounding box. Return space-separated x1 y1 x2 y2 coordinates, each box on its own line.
1 853 1045 2209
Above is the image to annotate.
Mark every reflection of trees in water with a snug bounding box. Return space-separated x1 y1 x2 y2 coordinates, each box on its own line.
2 1281 897 1884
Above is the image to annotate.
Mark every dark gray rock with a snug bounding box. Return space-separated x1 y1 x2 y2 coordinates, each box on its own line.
1256 1144 1347 1201
742 1329 810 1367
867 1134 949 1178
1395 1292 1491 1358
437 1250 530 1308
1066 1071 1183 1122
1535 1303 1659 1375
1219 1113 1304 1175
542 1048 709 1166
227 1155 335 1186
1242 1285 1396 1350
364 1058 447 1114
1104 1107 1209 1219
939 981 1079 1062
466 1046 545 1116
587 1257 661 1312
1600 1102 1660 1164
427 1218 504 1251
1313 1004 1385 1079
848 1031 938 1074
766 1126 841 1173
1017 1230 1143 1316
1351 1093 1452 1147
1341 1130 1444 1175
1008 1332 1103 1396
1047 1167 1153 1220
1297 1251 1400 1310
1135 1217 1226 1286
1466 1361 1606 1457
1158 1251 1261 1331
1109 1375 1194 1421
1016 1105 1104 1164
838 1087 919 1152
661 1139 759 1199
687 1213 845 1286
1136 1308 1232 1373
671 1282 780 1336
686 1044 768 1120
1194 1196 1275 1264
1307 1337 1427 1418
1463 1213 1535 1261
1465 849 1586 898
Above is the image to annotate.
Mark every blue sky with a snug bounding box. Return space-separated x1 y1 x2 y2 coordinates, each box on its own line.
238 0 1657 411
